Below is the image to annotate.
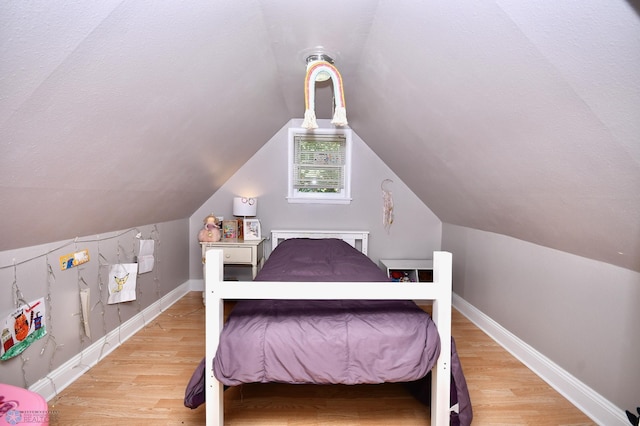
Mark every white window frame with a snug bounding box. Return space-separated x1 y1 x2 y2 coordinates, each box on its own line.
287 127 352 204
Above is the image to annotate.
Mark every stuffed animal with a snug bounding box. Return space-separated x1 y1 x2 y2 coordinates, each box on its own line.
390 271 404 281
198 214 221 242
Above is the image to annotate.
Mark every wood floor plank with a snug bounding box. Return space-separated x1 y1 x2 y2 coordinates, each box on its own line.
48 292 595 425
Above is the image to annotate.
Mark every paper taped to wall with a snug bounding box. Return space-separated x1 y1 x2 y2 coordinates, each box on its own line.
108 263 138 304
138 239 155 274
60 249 90 270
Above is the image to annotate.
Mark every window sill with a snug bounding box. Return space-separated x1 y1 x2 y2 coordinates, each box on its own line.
286 197 352 205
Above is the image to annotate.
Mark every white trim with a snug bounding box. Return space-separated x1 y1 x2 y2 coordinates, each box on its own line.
191 278 204 292
286 197 352 204
30 281 192 402
452 293 628 426
287 127 353 204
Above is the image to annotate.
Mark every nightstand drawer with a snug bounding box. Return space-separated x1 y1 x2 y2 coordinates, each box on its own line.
201 238 265 280
222 247 252 264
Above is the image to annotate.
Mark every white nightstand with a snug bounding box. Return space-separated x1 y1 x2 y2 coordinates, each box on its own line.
201 238 265 279
379 259 434 283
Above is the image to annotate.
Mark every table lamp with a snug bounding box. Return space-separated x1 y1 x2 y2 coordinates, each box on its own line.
233 197 257 218
233 197 260 240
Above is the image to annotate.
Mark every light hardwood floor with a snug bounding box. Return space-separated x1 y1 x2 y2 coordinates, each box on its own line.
48 292 595 425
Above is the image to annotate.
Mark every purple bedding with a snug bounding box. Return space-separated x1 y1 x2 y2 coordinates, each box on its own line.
185 238 472 424
251 237 392 282
213 298 440 386
214 238 441 386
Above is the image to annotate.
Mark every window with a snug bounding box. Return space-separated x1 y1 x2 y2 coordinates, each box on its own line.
287 127 352 204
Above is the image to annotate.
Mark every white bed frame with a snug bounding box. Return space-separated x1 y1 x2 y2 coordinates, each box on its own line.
204 230 452 425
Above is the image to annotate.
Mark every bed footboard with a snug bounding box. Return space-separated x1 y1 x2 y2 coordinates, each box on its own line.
204 250 452 426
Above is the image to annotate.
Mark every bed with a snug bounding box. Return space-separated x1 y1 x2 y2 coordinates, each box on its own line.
195 230 457 425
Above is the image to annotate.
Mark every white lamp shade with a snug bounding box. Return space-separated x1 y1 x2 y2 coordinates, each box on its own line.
233 197 257 217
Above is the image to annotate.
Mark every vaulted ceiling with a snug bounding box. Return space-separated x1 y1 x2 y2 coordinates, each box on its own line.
1 1 639 272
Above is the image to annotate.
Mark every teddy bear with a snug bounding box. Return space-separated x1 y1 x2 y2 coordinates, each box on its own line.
198 214 221 242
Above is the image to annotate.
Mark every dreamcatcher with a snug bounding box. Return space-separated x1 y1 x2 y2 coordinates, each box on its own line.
382 179 394 233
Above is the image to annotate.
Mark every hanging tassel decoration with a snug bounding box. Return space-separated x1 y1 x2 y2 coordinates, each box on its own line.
302 109 318 130
302 60 347 130
382 179 394 233
332 106 348 127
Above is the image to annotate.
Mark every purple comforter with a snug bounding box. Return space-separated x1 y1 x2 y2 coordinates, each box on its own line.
213 238 440 385
213 298 440 385
251 237 393 282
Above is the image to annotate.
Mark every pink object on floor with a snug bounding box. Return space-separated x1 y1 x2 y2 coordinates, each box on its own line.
0 383 49 426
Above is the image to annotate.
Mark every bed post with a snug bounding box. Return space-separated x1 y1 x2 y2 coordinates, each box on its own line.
205 249 224 426
431 251 452 426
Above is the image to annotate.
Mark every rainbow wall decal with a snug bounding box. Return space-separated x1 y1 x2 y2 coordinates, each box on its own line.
302 61 347 129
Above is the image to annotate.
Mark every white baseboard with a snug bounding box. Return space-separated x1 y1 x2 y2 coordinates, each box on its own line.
30 281 192 402
452 293 628 426
191 278 204 292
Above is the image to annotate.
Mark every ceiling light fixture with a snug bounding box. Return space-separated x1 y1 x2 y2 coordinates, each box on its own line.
305 53 334 82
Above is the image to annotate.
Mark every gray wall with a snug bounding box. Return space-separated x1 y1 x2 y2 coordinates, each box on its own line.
0 218 190 388
442 222 640 412
190 119 442 280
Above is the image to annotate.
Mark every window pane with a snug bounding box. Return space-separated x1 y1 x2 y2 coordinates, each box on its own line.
294 134 346 191
293 165 343 189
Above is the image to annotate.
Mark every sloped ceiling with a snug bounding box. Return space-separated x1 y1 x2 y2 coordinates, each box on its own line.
1 1 639 272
